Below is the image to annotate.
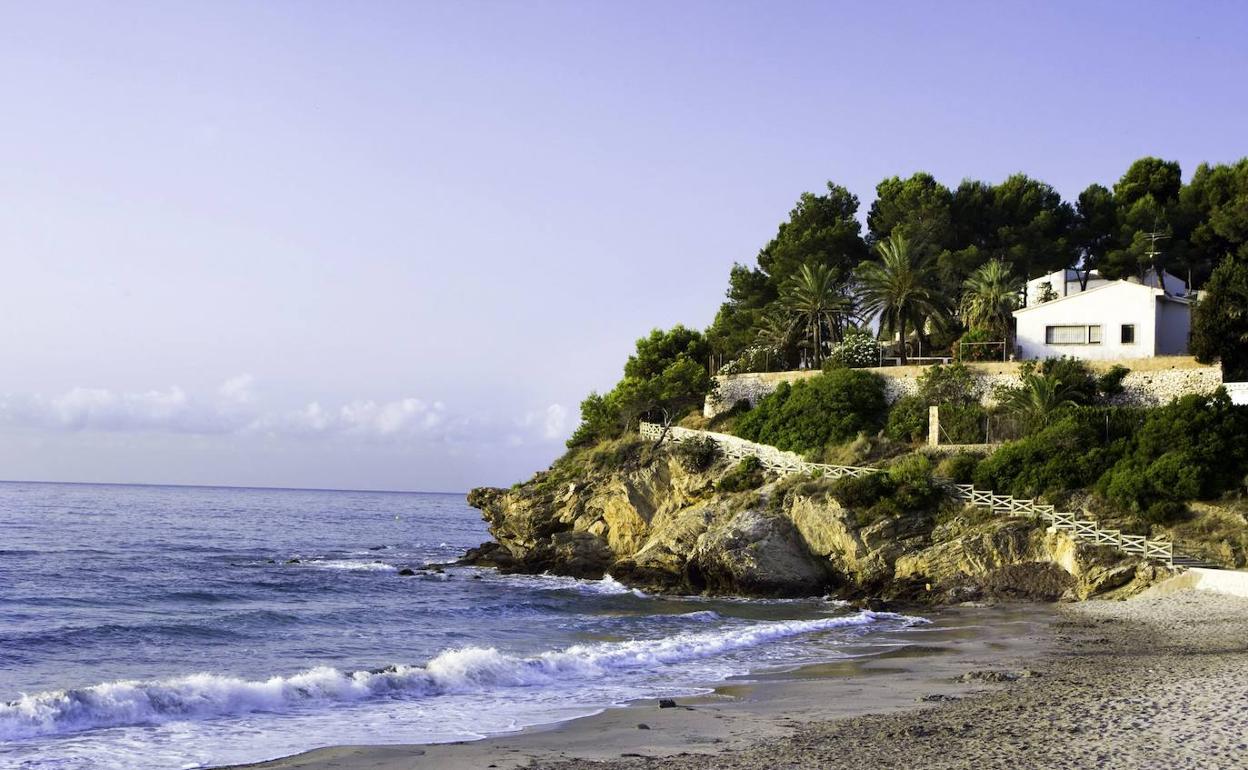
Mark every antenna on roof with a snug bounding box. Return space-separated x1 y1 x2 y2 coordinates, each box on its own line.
1141 229 1170 294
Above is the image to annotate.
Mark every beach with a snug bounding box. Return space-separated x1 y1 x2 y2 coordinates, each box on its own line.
233 590 1248 770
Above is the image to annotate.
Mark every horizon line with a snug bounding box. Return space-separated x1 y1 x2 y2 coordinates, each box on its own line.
0 478 467 496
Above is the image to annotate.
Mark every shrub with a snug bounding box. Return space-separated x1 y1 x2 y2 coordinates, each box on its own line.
918 363 982 405
885 395 929 443
954 327 999 361
936 453 981 484
587 435 649 472
1096 365 1130 400
973 412 1118 498
717 456 766 492
825 329 880 369
1095 391 1248 517
887 454 940 511
733 369 888 456
829 472 894 509
674 435 720 472
937 402 987 444
1035 357 1097 405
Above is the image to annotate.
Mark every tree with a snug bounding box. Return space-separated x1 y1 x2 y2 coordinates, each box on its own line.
1101 157 1187 281
756 182 869 289
856 233 949 364
1183 158 1248 282
989 174 1076 300
567 326 713 447
1071 183 1117 287
1191 256 1248 380
959 259 1022 343
706 264 777 363
624 325 710 381
866 172 955 251
780 263 854 367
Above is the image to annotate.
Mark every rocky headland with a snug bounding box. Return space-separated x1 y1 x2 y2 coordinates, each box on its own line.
463 437 1167 603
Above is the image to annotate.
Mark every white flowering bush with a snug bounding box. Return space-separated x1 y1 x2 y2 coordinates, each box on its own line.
827 331 880 368
719 345 783 375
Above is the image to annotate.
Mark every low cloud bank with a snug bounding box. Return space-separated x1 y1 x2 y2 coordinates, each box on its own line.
0 376 566 447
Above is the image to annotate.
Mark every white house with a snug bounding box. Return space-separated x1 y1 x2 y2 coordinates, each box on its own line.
1013 277 1191 361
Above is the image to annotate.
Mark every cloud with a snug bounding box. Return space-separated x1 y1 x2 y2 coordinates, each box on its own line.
0 378 564 451
542 403 567 440
218 374 256 405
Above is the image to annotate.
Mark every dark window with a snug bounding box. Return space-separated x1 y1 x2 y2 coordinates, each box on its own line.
1121 324 1135 344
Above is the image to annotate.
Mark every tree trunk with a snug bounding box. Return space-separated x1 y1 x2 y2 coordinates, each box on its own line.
898 314 908 365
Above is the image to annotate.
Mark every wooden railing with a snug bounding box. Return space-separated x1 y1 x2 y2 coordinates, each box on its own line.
641 422 1174 567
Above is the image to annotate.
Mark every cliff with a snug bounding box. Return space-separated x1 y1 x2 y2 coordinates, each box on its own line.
464 439 1167 602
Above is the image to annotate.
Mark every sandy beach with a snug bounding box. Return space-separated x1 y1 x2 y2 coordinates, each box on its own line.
230 590 1248 770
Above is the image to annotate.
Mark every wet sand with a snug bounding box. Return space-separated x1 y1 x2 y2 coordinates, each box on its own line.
226 603 1056 770
231 591 1248 769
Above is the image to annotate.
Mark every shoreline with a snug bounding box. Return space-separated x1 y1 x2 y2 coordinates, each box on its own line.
226 590 1248 769
224 602 1055 770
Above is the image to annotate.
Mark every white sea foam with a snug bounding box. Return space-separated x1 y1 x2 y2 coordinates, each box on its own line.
0 610 921 741
494 572 649 597
305 560 397 572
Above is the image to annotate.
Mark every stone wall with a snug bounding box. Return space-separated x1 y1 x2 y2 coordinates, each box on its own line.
705 357 1224 417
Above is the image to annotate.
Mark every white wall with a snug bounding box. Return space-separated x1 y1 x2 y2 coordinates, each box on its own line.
1226 382 1248 406
1015 282 1174 361
1154 299 1191 355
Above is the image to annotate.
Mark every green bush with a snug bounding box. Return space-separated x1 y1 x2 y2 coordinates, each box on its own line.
1095 391 1248 517
973 412 1120 498
674 435 720 472
828 472 894 509
1035 357 1097 405
885 395 929 443
887 454 940 511
717 456 766 492
936 453 981 484
1096 365 1130 400
918 363 982 405
733 369 888 456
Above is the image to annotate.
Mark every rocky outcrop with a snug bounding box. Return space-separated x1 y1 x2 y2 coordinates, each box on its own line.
464 444 1167 601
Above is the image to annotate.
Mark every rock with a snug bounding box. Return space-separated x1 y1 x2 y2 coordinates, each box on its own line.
464 443 1164 601
690 508 832 597
637 723 651 730
398 568 416 576
658 699 678 709
285 558 301 564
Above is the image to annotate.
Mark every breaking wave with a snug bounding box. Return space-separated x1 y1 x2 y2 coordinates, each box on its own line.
0 610 921 741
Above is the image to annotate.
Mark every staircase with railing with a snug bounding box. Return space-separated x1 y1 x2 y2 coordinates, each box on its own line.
641 421 1182 567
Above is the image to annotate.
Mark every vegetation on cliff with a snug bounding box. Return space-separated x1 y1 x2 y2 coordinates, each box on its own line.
505 158 1248 598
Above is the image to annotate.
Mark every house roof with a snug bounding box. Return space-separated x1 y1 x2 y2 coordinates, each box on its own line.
1013 279 1190 317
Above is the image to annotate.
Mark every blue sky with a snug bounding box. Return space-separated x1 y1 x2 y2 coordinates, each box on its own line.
0 1 1245 490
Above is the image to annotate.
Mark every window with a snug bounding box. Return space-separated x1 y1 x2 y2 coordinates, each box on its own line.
1046 325 1087 344
1121 324 1135 344
1045 325 1102 345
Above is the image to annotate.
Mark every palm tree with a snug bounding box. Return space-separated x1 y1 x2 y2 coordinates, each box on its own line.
960 260 1023 345
780 263 853 367
753 308 796 371
999 371 1078 429
855 234 948 364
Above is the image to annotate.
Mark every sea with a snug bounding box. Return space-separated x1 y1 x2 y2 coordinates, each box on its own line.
0 481 928 769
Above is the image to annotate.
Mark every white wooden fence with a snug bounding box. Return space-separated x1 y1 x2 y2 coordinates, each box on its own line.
641 422 1174 566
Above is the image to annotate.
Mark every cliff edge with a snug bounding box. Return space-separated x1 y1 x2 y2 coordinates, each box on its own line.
464 437 1167 602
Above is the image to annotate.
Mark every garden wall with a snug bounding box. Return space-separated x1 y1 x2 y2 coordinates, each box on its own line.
705 357 1223 417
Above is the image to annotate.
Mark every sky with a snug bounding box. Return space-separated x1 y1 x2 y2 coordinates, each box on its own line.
0 1 1245 492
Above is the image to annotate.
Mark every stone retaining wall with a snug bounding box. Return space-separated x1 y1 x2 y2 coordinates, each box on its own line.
705 357 1223 417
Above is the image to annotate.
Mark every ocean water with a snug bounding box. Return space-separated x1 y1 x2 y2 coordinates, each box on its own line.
0 481 926 769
